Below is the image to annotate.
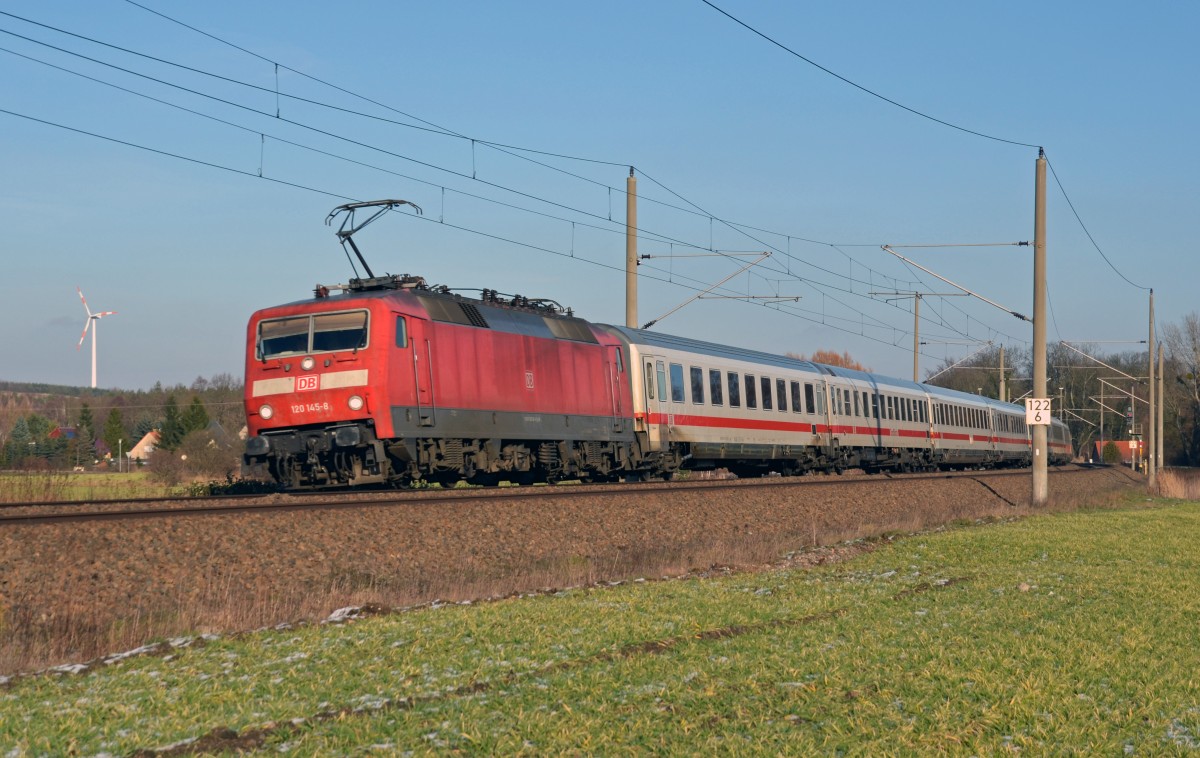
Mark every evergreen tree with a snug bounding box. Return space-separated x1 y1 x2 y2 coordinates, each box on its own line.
133 414 157 439
182 396 210 435
5 416 32 464
103 408 127 460
76 403 96 458
77 403 96 442
159 396 185 451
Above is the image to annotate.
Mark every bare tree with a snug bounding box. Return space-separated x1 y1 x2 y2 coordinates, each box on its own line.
1163 312 1200 465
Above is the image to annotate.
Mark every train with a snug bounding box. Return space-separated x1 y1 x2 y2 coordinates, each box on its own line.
242 272 1073 489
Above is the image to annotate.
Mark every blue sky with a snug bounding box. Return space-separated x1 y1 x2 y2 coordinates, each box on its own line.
1 1 1195 390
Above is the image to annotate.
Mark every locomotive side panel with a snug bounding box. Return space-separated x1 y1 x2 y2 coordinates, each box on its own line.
388 319 629 442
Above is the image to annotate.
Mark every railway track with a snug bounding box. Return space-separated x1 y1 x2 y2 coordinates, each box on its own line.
0 465 1105 526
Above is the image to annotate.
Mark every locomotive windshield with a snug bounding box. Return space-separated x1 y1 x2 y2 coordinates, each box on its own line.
257 310 369 358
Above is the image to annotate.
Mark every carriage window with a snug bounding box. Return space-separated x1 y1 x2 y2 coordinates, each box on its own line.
872 394 880 419
669 363 685 403
690 367 705 405
777 379 787 412
727 372 741 407
710 369 724 405
804 383 815 415
656 361 668 402
745 375 757 409
791 381 803 413
852 390 860 417
312 310 369 352
761 377 773 410
644 363 655 400
833 388 842 416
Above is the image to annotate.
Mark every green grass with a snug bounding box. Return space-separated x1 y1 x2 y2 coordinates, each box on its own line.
5 499 1200 755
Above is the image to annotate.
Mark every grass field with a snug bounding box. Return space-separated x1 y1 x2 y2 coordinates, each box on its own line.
4 496 1200 754
0 470 178 502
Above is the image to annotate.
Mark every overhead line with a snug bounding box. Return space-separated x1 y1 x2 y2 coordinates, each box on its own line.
6 7 936 308
1043 152 1149 291
0 105 961 361
101 5 942 299
5 9 1040 351
697 0 1040 149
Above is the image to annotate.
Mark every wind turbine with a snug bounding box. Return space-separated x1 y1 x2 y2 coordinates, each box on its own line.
76 287 117 388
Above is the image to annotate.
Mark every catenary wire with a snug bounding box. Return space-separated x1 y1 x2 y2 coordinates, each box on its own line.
697 0 1040 149
98 6 948 303
1043 152 1150 291
1 26 995 345
0 105 964 362
1 11 1044 355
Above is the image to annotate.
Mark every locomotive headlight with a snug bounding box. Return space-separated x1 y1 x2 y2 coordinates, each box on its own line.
348 395 365 411
259 403 275 420
301 356 315 371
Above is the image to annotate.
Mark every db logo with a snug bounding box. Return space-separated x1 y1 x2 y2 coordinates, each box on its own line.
525 371 535 389
296 375 319 392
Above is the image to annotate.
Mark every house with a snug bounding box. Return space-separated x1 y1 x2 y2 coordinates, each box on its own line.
128 430 160 461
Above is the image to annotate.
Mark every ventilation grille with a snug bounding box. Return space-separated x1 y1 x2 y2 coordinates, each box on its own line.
418 296 490 328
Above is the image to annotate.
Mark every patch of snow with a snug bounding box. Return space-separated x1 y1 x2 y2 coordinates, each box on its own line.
48 663 89 675
153 735 199 752
103 642 165 665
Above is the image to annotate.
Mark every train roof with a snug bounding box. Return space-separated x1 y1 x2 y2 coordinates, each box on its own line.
260 277 1040 421
603 325 1033 416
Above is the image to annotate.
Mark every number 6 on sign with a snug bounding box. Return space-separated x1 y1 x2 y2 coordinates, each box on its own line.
1025 398 1052 425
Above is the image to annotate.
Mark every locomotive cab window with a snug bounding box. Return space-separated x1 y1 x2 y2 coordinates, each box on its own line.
312 311 369 352
258 316 309 358
258 310 369 359
394 316 408 348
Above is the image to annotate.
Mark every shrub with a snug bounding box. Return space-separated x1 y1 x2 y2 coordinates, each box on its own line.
1102 441 1121 465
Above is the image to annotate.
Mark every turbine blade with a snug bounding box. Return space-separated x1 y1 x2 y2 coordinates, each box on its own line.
95 311 117 318
77 286 93 317
77 320 90 348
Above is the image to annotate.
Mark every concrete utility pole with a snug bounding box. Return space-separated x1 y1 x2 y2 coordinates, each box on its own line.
868 290 965 382
1148 288 1156 487
625 168 638 329
1158 344 1165 469
1032 149 1049 507
913 295 920 382
999 345 1007 403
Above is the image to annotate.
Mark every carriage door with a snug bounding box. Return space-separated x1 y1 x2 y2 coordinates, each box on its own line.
408 318 436 427
607 346 626 433
642 356 669 451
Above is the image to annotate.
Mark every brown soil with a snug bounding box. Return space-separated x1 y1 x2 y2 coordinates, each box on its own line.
0 466 1142 675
